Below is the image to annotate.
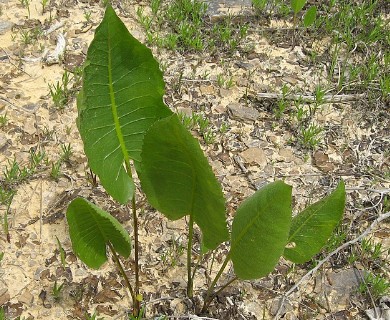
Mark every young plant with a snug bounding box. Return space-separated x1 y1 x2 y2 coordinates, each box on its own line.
41 0 49 14
290 0 317 46
66 5 346 317
56 236 66 267
0 112 8 128
85 312 104 320
52 281 64 302
19 0 30 18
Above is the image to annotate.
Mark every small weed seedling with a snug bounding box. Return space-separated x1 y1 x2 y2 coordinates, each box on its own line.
0 113 8 128
52 281 64 302
49 70 72 109
19 0 30 18
60 143 73 163
41 0 49 14
50 160 62 181
56 236 66 267
66 6 346 317
289 0 317 46
359 272 390 300
85 312 104 320
299 123 323 149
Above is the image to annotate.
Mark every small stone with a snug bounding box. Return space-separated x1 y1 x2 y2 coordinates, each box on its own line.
199 85 215 95
23 119 36 135
0 288 10 305
270 297 293 316
279 148 293 158
22 103 39 112
18 290 34 306
313 150 335 172
227 103 260 122
235 61 253 70
315 268 366 311
219 87 233 98
0 20 14 35
283 76 298 85
0 136 10 152
170 298 186 314
240 148 267 168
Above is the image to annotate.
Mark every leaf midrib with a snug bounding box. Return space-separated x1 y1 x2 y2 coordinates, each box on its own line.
107 27 130 168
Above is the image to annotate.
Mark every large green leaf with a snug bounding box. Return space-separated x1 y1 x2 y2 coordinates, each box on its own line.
230 181 292 280
77 5 172 204
139 114 229 250
284 180 346 263
66 197 131 269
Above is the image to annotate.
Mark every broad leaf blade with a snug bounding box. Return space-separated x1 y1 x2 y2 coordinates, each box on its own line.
139 114 229 250
66 197 131 269
284 181 346 263
303 5 317 27
291 0 306 13
78 5 172 204
231 181 292 280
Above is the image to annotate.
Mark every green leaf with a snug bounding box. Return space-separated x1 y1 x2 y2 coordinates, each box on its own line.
77 5 172 204
231 181 292 280
284 180 346 263
66 197 131 269
139 114 229 250
303 5 317 27
291 0 306 14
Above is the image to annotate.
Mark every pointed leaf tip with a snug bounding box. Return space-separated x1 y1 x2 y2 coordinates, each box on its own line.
284 180 346 263
77 4 171 204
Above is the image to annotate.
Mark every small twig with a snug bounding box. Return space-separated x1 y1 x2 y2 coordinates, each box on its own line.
257 92 366 103
274 211 390 319
0 48 32 77
355 267 379 319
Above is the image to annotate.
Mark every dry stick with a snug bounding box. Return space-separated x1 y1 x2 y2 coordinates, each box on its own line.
274 211 390 319
257 92 366 103
355 267 379 319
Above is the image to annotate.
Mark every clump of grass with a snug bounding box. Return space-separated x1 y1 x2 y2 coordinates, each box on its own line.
178 111 216 145
137 0 248 54
49 70 72 109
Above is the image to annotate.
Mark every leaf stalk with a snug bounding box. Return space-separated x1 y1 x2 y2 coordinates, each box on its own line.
201 252 231 313
108 242 136 304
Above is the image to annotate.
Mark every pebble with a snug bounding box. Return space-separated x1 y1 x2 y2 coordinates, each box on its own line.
199 85 215 95
0 288 10 305
314 268 366 311
0 20 14 35
227 103 260 122
18 290 34 306
240 147 267 168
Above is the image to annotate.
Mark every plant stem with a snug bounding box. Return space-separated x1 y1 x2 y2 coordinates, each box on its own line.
187 213 195 297
124 160 141 316
292 13 297 48
131 194 141 316
201 252 231 313
108 242 136 304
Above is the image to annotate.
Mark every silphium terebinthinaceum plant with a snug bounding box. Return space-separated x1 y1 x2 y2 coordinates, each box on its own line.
66 4 345 317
